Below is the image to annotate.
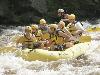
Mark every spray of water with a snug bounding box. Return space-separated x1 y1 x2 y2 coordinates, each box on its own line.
0 21 100 75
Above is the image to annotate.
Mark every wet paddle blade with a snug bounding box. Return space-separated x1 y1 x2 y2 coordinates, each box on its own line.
87 27 100 32
79 35 91 43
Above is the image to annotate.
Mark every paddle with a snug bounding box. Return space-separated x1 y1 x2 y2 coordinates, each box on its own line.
87 26 100 32
79 26 100 42
79 35 91 43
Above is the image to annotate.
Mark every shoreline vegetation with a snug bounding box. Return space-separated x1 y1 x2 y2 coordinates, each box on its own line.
0 0 100 25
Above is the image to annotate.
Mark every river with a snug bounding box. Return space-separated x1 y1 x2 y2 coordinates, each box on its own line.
0 21 100 75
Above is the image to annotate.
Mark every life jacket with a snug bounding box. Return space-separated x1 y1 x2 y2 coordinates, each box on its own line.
17 34 37 49
41 26 50 40
49 33 57 43
49 29 65 45
55 29 65 45
42 32 50 40
33 30 42 41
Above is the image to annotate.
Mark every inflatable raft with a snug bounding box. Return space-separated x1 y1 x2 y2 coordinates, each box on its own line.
0 42 91 61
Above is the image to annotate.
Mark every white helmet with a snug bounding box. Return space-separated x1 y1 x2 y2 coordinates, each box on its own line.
58 9 64 13
31 24 38 30
50 24 58 29
40 19 46 25
25 26 32 33
68 14 76 20
59 21 65 26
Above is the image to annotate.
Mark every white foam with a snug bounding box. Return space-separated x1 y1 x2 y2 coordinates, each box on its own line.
0 22 100 75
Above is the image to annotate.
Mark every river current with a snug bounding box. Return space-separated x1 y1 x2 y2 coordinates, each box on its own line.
0 21 100 75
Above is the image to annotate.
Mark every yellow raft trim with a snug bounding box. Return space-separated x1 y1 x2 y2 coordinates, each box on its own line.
0 42 91 62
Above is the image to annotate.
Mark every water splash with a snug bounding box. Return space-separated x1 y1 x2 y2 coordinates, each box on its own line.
0 22 100 75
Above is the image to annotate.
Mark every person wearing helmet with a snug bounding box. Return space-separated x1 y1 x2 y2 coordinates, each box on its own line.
58 21 72 37
31 24 42 41
58 9 69 25
16 26 37 49
31 23 50 49
58 9 65 17
39 19 50 41
67 14 85 37
39 19 48 32
48 24 58 49
49 24 75 51
31 24 49 49
39 19 47 30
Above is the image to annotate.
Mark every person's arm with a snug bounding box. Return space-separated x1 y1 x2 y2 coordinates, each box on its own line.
58 31 76 41
59 31 70 38
64 28 73 37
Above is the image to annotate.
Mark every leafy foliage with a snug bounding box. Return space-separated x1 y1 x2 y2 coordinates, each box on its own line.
0 0 100 24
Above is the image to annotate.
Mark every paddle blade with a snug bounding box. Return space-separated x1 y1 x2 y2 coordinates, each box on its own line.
79 35 91 43
87 27 100 32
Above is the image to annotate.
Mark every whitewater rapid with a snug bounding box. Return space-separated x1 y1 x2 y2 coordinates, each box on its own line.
0 21 100 75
